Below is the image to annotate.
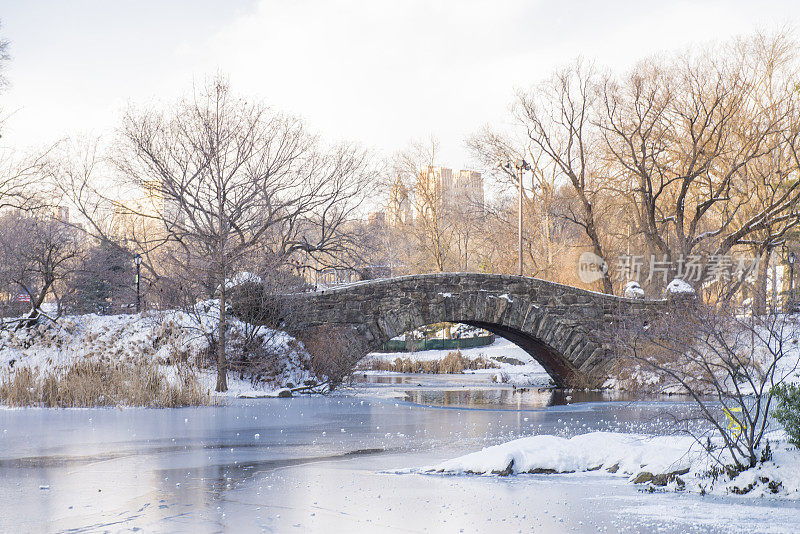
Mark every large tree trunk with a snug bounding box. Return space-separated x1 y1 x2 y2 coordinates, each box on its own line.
545 210 552 271
16 279 52 330
577 184 614 295
216 175 229 392
216 274 228 392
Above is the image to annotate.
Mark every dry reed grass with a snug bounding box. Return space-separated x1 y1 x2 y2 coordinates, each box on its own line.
359 350 499 374
0 358 210 407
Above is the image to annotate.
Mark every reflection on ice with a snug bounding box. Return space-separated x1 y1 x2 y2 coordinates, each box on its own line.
403 388 635 409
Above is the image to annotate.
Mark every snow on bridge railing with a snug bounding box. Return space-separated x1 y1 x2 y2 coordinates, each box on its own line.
292 272 668 303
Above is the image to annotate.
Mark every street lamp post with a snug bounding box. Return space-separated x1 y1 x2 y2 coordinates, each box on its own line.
500 159 531 276
517 159 531 276
789 251 796 305
134 254 142 313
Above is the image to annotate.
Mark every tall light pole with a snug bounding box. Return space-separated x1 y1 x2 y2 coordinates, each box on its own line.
517 159 531 276
500 158 531 276
789 251 796 305
134 254 142 313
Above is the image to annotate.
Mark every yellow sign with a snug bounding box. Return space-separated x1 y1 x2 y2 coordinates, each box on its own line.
723 406 745 439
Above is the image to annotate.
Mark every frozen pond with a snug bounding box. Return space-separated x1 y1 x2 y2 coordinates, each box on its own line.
1 374 799 533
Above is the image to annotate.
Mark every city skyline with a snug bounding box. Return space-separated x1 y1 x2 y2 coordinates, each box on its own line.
381 165 484 225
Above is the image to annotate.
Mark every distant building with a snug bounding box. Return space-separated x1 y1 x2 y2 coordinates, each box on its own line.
453 169 484 214
141 179 184 228
414 166 483 219
415 166 449 220
368 210 386 226
388 178 413 226
53 206 69 223
419 165 453 204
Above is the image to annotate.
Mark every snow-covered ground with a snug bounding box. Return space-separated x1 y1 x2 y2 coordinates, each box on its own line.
0 300 319 401
361 337 551 386
409 430 800 499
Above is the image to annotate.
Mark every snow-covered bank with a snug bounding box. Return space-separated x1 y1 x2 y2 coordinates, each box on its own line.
407 431 800 499
0 300 321 403
361 337 551 386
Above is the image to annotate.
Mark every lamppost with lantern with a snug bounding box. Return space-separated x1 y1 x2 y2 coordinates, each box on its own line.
134 254 142 313
499 158 531 276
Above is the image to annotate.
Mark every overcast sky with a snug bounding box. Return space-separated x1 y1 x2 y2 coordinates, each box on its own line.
1 0 799 170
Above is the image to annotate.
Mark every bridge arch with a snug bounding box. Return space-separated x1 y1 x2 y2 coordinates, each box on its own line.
356 292 594 387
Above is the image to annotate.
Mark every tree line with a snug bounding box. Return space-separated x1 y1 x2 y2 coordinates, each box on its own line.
381 31 800 312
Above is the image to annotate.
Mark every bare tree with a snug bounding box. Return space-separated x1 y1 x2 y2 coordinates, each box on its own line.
0 24 60 216
469 128 577 281
0 19 11 111
470 62 615 292
468 32 800 301
0 209 83 324
113 77 374 391
599 33 800 294
515 61 615 293
615 299 799 469
393 137 456 272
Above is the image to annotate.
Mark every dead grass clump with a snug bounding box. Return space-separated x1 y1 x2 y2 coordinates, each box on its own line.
2 366 38 406
0 359 209 408
438 351 467 373
359 350 499 374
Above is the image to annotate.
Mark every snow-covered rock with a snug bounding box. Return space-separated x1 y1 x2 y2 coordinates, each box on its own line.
623 281 645 299
665 278 695 296
221 271 263 291
419 432 697 476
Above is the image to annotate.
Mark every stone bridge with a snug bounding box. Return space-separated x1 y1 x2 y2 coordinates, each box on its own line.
236 273 671 388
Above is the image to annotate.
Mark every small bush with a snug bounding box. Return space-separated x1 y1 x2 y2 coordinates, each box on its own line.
772 383 800 447
760 440 773 463
440 351 468 373
300 325 367 387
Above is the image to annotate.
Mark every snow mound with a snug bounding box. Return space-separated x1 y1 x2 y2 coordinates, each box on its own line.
409 431 800 499
665 278 695 295
623 281 645 299
419 432 697 476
